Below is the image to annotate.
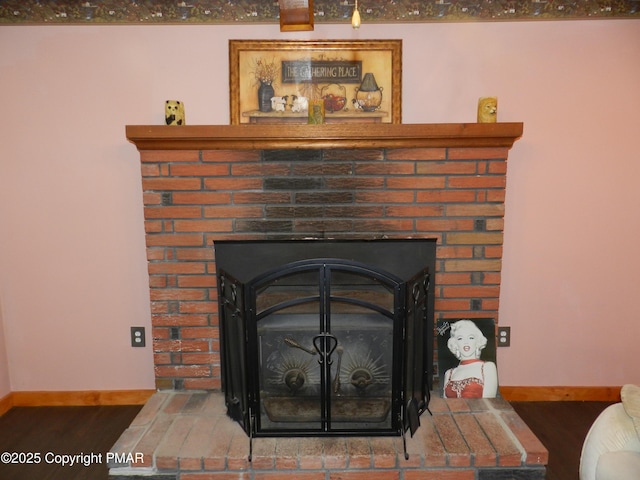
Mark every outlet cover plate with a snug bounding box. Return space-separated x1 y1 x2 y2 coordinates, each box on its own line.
131 326 146 347
497 326 511 347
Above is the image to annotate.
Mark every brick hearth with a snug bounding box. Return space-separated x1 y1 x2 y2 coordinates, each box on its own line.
108 391 547 479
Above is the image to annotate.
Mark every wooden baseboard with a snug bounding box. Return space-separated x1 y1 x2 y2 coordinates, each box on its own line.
1 386 621 415
6 389 155 408
500 386 622 402
0 393 13 416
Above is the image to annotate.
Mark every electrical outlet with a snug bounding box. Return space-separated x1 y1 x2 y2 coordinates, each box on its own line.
497 326 511 347
130 326 146 347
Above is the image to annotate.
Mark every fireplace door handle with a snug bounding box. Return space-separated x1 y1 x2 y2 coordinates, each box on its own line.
312 333 338 365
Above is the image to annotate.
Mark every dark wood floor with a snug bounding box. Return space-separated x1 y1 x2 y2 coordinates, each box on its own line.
0 405 142 480
0 401 612 480
511 401 613 480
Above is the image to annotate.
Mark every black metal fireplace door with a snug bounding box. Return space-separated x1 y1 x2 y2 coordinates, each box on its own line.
218 253 432 460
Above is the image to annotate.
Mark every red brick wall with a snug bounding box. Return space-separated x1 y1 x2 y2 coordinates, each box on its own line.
139 146 509 390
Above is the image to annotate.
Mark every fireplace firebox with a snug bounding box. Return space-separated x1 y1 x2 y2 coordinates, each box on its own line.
215 239 436 459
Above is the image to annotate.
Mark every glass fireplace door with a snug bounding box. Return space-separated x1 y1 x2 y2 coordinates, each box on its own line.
254 264 323 432
326 267 399 432
251 260 403 435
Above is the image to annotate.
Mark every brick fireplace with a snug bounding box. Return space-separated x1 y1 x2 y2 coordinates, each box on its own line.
110 122 549 479
127 122 522 392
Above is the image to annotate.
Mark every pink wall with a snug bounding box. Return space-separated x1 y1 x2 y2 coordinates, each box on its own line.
0 20 638 392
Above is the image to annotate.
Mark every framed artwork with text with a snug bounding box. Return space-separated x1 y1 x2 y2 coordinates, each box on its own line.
229 39 402 125
436 318 499 399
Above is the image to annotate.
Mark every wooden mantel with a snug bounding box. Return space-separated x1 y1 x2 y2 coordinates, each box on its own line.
126 123 523 151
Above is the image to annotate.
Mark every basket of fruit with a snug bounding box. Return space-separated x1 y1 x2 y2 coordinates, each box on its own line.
321 84 347 113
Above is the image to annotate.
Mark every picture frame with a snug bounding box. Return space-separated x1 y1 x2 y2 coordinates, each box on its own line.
229 40 402 125
436 318 499 398
278 0 314 32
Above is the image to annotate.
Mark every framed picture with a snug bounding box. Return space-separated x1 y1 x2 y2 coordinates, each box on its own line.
229 40 402 125
436 318 499 399
278 0 314 32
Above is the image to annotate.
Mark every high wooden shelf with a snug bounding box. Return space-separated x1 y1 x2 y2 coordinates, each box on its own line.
126 123 523 151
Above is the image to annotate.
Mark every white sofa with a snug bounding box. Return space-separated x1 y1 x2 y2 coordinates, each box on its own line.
579 384 640 480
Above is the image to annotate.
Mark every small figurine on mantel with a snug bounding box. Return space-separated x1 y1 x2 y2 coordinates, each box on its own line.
477 96 498 123
165 100 186 126
308 99 325 124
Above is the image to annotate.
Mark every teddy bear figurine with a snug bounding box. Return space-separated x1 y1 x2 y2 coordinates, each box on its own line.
165 100 185 126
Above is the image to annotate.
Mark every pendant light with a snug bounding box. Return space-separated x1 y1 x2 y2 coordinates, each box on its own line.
352 0 361 29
